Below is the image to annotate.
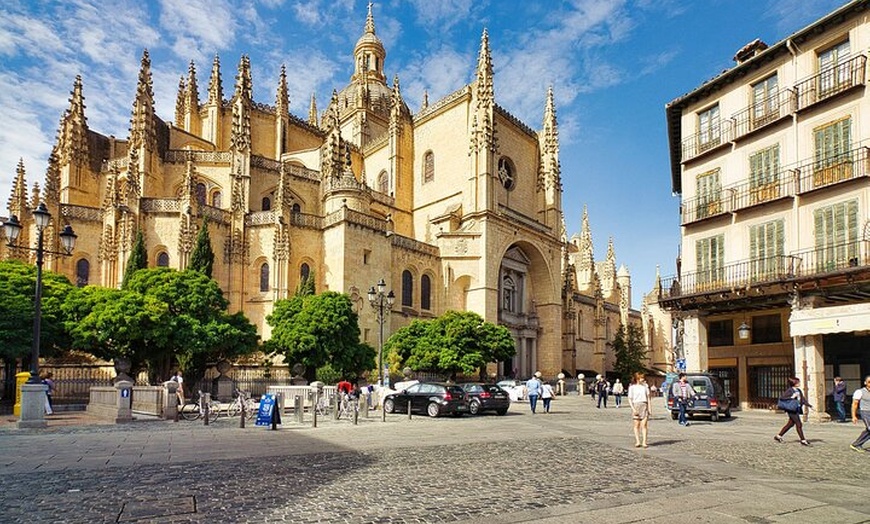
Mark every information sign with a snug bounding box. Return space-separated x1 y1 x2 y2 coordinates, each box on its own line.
255 393 276 427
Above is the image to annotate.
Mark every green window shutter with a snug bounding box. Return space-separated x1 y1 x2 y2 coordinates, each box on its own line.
814 207 825 250
749 225 759 259
814 128 825 167
750 152 760 188
847 199 858 242
842 118 852 157
772 145 780 183
775 220 785 256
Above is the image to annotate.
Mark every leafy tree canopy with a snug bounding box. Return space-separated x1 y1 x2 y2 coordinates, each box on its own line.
385 310 515 381
267 291 374 381
0 260 73 363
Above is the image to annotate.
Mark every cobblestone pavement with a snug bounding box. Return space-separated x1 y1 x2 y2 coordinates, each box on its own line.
0 396 868 523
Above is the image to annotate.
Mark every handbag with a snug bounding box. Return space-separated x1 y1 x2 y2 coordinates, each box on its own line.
777 397 801 413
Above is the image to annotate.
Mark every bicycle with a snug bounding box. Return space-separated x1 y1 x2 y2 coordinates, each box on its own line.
180 390 221 422
337 393 360 420
313 391 333 418
226 389 258 420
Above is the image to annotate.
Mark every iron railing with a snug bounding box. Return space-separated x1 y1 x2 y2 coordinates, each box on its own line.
681 193 729 224
731 89 795 140
661 239 870 299
795 54 867 111
725 170 797 214
681 119 733 162
795 145 870 194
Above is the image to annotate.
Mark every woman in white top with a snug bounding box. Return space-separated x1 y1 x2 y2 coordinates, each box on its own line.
627 372 651 448
541 382 555 413
611 378 624 408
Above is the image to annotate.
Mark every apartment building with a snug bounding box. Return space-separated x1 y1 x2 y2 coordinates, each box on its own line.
661 0 870 417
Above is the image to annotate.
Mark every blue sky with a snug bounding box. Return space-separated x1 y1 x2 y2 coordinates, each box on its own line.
0 0 848 307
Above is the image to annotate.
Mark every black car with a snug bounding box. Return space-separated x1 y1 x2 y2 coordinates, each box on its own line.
459 383 510 415
666 373 732 421
383 382 469 417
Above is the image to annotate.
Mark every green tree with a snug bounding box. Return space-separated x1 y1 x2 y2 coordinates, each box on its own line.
122 229 147 288
385 310 515 381
613 323 648 384
266 291 374 381
0 260 74 365
65 268 259 383
188 219 214 277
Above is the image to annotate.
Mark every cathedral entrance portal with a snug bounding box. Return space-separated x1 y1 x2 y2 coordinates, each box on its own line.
498 245 541 379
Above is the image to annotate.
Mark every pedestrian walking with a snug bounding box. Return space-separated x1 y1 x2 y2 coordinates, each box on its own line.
774 377 812 446
627 372 651 448
850 375 870 453
541 381 555 413
671 373 698 426
42 372 55 415
526 372 543 414
595 375 610 408
612 378 624 408
833 376 848 423
170 370 185 406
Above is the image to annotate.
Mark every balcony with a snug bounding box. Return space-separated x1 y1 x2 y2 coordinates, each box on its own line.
681 120 733 163
731 89 795 141
795 146 870 194
726 170 796 213
660 240 870 307
681 194 728 225
795 54 867 111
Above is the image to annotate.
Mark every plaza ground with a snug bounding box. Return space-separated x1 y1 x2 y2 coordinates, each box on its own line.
0 395 867 523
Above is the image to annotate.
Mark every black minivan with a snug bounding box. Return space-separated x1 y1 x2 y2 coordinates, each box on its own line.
666 373 732 421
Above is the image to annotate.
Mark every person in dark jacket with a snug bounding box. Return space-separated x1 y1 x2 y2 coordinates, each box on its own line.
595 376 610 408
833 376 848 423
774 377 812 446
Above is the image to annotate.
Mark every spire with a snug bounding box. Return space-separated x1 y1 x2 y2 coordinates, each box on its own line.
30 183 40 210
475 29 494 105
365 1 375 34
578 204 594 270
103 162 119 210
130 49 157 151
353 1 386 83
8 159 28 218
275 65 289 117
207 54 223 105
186 60 200 113
390 74 409 132
606 237 615 264
175 75 186 126
308 93 318 127
539 86 561 191
470 29 496 155
421 90 429 110
230 55 252 152
57 75 90 168
323 90 344 178
181 159 197 212
43 149 61 206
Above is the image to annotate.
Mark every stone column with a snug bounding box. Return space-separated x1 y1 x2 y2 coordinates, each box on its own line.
683 314 708 373
163 381 179 420
18 382 49 429
795 335 829 422
115 380 133 424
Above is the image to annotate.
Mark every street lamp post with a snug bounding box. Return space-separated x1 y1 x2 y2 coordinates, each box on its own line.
3 202 77 428
367 279 395 389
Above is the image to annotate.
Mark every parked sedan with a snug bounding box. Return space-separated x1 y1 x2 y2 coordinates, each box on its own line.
496 380 527 402
459 383 510 416
383 382 469 417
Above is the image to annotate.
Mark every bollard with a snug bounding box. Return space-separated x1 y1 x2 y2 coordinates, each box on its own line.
203 392 211 426
381 397 386 422
295 395 303 424
239 396 246 429
333 394 340 420
362 397 369 418
408 400 412 421
353 399 359 425
313 402 318 428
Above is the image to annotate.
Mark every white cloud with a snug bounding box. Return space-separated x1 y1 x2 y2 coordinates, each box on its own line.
406 0 480 33
158 0 236 58
399 45 471 109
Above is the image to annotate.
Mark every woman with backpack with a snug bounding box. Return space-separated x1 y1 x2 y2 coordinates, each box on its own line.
774 376 812 446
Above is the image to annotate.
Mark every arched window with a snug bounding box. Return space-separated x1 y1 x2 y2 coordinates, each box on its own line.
76 258 90 287
292 203 301 214
502 275 516 312
157 252 170 267
421 274 431 311
300 263 310 282
402 270 413 307
378 170 389 194
196 183 207 205
211 191 222 207
260 263 270 292
262 197 271 211
423 151 434 183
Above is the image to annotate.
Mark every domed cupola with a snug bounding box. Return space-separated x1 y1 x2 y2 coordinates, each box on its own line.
353 2 386 85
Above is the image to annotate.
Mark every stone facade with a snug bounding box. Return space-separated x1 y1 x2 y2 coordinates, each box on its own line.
2 5 640 379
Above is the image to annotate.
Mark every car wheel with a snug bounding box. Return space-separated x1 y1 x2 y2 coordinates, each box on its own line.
724 407 732 418
711 411 720 422
384 399 395 414
469 400 481 416
671 411 678 420
427 402 440 418
496 408 508 416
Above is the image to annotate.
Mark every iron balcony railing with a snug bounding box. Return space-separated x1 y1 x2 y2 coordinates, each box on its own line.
681 119 733 162
795 54 867 111
725 169 797 215
731 89 795 140
681 192 729 225
795 145 870 194
661 239 870 300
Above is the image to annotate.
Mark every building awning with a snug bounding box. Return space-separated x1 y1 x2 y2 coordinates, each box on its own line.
789 302 870 336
